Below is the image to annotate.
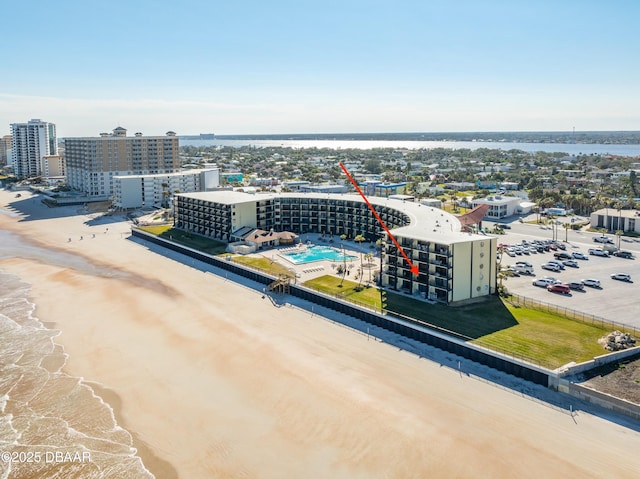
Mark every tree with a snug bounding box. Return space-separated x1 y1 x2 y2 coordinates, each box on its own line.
354 234 366 288
628 170 638 198
339 239 348 287
161 182 169 208
363 158 382 174
563 222 571 242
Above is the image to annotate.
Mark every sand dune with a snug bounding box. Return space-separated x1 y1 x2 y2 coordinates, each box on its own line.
1 189 640 478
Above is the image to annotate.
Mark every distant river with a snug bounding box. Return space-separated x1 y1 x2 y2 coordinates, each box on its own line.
181 139 640 156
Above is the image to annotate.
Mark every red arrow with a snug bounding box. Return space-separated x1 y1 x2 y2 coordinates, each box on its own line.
339 163 419 276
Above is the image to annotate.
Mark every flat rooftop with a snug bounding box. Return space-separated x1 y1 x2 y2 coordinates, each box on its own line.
176 191 488 244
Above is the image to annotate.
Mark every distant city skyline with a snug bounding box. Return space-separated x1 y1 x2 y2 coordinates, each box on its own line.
2 1 639 137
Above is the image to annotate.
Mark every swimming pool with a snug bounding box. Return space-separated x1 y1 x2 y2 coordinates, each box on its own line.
281 246 357 265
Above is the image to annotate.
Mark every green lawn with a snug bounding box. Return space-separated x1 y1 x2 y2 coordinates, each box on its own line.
304 275 385 311
134 226 618 369
231 255 295 278
302 275 615 369
138 224 173 235
473 303 608 368
138 226 228 255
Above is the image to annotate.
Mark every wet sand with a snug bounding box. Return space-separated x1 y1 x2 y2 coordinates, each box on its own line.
2 189 640 478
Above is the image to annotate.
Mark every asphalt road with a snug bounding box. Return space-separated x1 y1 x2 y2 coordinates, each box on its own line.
486 217 640 330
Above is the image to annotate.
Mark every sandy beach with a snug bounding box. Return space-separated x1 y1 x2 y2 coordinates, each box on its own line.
2 188 640 479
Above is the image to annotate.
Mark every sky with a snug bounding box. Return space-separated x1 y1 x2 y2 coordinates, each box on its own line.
2 0 640 137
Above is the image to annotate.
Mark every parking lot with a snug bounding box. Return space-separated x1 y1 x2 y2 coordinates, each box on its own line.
491 222 640 329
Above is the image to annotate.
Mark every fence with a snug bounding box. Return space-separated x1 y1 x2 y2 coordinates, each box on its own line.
507 292 638 337
301 283 385 314
131 228 551 386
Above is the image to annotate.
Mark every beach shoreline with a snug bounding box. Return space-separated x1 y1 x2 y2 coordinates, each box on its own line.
2 188 640 478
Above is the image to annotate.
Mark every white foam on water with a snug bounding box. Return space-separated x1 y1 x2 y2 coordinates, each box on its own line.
0 270 155 478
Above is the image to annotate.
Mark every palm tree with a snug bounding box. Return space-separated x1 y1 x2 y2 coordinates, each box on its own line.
496 245 508 295
364 252 374 284
354 234 366 288
161 182 169 208
563 222 571 242
615 230 623 250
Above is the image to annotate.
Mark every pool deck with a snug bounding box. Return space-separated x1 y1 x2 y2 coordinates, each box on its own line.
250 233 380 283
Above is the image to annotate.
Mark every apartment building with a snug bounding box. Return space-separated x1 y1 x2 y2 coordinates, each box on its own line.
10 119 57 178
113 168 220 209
0 135 11 167
41 155 65 178
174 191 496 304
64 127 180 199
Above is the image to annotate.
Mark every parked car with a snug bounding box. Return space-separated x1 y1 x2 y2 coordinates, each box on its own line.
610 273 632 282
593 235 614 244
567 281 585 290
541 262 561 272
612 250 633 259
562 259 579 268
582 278 601 288
548 243 558 251
554 252 572 260
515 261 533 267
532 277 558 287
547 283 571 294
513 264 533 275
572 252 589 260
547 260 565 270
588 248 609 257
554 242 567 250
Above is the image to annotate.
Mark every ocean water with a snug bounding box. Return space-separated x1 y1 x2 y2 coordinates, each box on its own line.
0 271 154 478
0 226 154 478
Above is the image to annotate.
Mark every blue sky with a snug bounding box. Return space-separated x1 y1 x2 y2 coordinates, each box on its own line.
2 0 639 136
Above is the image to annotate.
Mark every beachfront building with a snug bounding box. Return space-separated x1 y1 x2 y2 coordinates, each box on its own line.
10 119 57 178
174 191 497 304
113 168 220 209
64 127 180 200
0 135 11 167
41 154 65 178
471 195 521 219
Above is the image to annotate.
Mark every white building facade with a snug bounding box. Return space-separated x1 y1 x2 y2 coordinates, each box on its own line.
10 119 57 178
471 196 521 219
174 191 497 304
113 168 220 209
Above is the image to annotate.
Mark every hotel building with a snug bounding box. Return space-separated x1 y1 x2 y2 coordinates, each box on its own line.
10 119 57 178
64 127 180 199
174 191 497 304
113 168 220 209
